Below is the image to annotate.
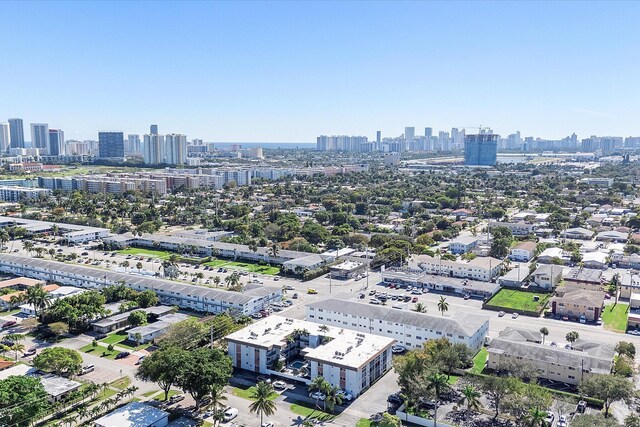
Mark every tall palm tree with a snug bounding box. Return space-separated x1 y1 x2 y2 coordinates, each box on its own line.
10 342 25 362
425 371 449 427
318 325 330 334
539 327 549 344
249 381 277 426
523 407 548 427
324 385 344 414
413 302 427 313
213 276 221 287
209 384 228 427
25 283 53 319
566 331 579 348
308 376 330 409
458 385 481 422
437 296 449 316
23 240 34 255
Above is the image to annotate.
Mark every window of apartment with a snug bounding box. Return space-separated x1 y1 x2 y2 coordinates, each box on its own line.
568 375 575 380
458 335 464 339
319 317 323 320
406 334 412 338
416 336 422 340
436 331 442 335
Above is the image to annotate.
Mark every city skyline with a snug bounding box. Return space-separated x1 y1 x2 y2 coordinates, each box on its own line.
1 2 639 141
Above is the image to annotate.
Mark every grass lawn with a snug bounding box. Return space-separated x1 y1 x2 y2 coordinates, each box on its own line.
100 331 150 350
448 375 460 385
118 247 172 259
142 390 160 398
80 343 119 360
471 348 488 374
231 385 278 401
602 303 629 332
0 308 21 316
485 288 551 313
204 259 280 275
95 387 117 401
356 419 374 427
290 402 336 421
111 376 131 389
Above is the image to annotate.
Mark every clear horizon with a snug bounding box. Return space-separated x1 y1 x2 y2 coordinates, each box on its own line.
1 1 639 142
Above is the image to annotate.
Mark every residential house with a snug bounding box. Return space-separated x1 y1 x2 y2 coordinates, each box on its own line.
563 267 604 290
564 228 595 240
449 236 479 254
528 264 563 290
509 241 537 262
551 286 604 321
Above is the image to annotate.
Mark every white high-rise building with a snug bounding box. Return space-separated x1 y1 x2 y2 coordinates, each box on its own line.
0 123 9 152
126 134 141 154
30 123 49 151
165 134 187 165
143 134 165 165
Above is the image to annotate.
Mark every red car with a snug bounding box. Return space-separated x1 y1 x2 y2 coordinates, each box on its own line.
2 321 16 329
412 297 418 303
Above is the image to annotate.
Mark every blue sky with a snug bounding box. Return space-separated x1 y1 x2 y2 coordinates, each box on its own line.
1 1 639 142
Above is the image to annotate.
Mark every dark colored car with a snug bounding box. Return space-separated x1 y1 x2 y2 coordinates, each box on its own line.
387 393 403 404
115 351 130 359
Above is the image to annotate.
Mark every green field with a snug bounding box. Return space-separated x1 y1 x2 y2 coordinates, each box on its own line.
356 419 374 427
231 385 278 401
100 331 150 350
204 260 280 275
602 303 629 332
152 390 182 401
118 248 173 259
485 288 551 313
471 348 488 374
111 376 131 389
290 402 336 421
80 344 120 360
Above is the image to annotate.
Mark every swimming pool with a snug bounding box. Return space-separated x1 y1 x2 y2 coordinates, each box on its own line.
290 360 306 369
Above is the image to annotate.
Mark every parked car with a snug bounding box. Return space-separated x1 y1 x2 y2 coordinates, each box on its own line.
285 285 295 290
115 351 130 359
512 313 519 319
80 364 95 375
309 391 326 401
170 394 185 404
2 320 17 329
579 315 587 324
292 293 298 299
272 380 287 390
498 311 505 317
392 345 406 354
307 288 318 294
96 333 108 340
576 400 587 413
387 393 403 404
282 300 293 307
136 356 146 365
558 415 567 427
257 375 272 383
544 412 555 426
412 297 418 303
337 390 353 401
23 347 37 357
261 423 275 427
370 299 381 305
550 341 558 347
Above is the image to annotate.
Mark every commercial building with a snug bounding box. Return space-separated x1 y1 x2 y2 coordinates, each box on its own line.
8 118 24 148
30 123 49 151
98 131 125 159
409 254 503 282
464 132 498 166
329 260 366 279
226 316 395 397
0 254 281 315
550 286 604 321
487 327 614 385
94 402 169 427
306 299 489 352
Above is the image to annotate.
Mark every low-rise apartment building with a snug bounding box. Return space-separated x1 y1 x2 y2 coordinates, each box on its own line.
449 236 479 254
550 286 604 321
306 299 489 352
226 316 394 397
409 255 503 282
487 327 614 385
0 254 281 315
563 267 604 290
509 241 537 262
490 221 537 237
381 269 500 300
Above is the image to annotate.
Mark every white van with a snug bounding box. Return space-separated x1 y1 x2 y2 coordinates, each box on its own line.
80 364 95 375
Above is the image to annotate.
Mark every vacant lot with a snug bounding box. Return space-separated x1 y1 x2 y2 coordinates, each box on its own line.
204 259 280 275
485 288 550 313
100 331 150 350
118 248 172 259
601 303 628 332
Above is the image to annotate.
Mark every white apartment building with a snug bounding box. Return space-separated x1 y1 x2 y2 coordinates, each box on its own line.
226 316 394 397
409 255 503 282
143 134 165 165
490 221 537 236
0 254 281 315
0 123 9 152
509 241 537 262
306 299 489 352
0 186 51 202
30 123 49 151
165 134 187 165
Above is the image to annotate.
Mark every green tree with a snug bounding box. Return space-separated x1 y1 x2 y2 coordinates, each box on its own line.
481 375 519 419
571 414 619 427
177 348 232 410
523 407 548 427
128 310 148 327
308 376 330 409
625 414 640 427
136 346 186 401
248 381 277 425
413 302 427 313
437 296 449 316
616 341 636 359
579 375 634 418
539 327 549 344
324 385 344 414
378 412 402 427
33 347 83 376
424 371 449 427
565 331 579 348
25 283 53 319
0 375 48 427
48 321 69 339
458 385 481 420
137 290 159 308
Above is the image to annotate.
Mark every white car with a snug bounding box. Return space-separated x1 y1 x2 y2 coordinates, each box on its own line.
392 345 407 354
337 390 353 401
370 298 381 305
272 380 287 390
309 391 326 401
261 423 275 427
223 408 239 421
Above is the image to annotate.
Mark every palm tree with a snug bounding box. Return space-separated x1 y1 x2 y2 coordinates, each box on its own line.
324 385 344 414
308 376 330 409
437 296 449 316
25 283 53 319
566 331 579 348
23 240 34 255
136 262 143 271
249 381 277 426
523 407 548 427
318 325 330 334
10 342 25 362
209 384 228 427
413 302 427 313
224 272 240 289
425 371 449 427
540 327 549 344
458 385 481 422
213 276 221 287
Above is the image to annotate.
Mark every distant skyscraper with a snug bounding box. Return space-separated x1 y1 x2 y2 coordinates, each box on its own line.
150 124 158 135
143 134 165 165
30 123 49 151
165 134 187 165
8 118 24 148
425 127 433 138
376 130 381 144
127 134 141 153
0 123 9 152
98 132 125 158
48 129 65 156
404 127 415 150
464 131 498 166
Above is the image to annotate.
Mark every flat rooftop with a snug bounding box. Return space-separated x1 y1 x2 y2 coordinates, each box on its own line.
94 402 168 427
226 315 394 370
